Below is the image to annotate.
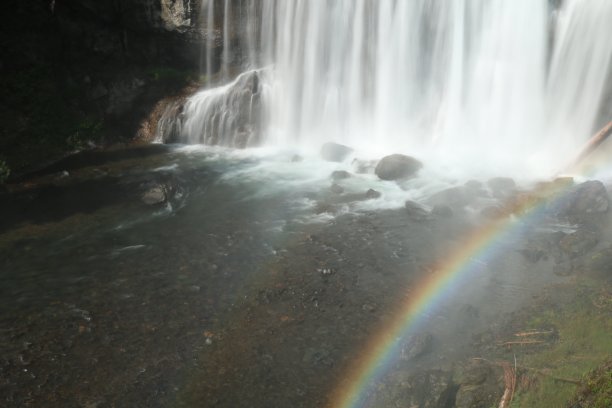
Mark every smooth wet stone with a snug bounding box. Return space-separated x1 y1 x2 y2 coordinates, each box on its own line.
432 204 454 218
554 180 609 218
375 154 422 181
365 189 382 199
320 142 354 162
428 186 470 209
141 186 166 205
405 200 430 221
331 170 351 181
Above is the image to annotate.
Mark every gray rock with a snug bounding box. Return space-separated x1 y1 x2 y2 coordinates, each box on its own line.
432 204 454 218
455 360 504 408
365 189 382 199
405 201 430 221
487 177 516 198
331 170 351 181
480 205 505 219
321 142 354 162
401 332 433 361
330 183 344 194
352 158 377 174
583 245 612 277
141 186 166 205
556 180 609 218
428 186 470 209
375 154 422 181
559 228 600 258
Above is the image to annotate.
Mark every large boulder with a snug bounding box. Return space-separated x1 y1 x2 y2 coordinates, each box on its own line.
375 154 422 181
321 143 354 162
556 180 609 217
455 360 504 408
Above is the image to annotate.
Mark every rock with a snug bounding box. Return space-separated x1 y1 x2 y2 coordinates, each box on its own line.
519 247 547 263
465 180 483 190
321 142 354 162
375 154 422 181
480 205 506 220
432 204 454 218
330 183 344 194
401 332 433 361
487 177 516 198
405 201 430 221
559 229 600 258
141 186 166 205
365 189 382 199
583 245 612 276
314 202 335 214
352 158 378 174
465 180 489 197
428 186 470 209
555 180 609 219
385 370 457 408
455 360 504 408
331 170 351 181
362 303 376 313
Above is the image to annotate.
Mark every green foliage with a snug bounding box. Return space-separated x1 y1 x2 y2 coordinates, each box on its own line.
66 118 104 150
0 160 10 184
509 285 612 407
0 65 106 172
146 66 197 84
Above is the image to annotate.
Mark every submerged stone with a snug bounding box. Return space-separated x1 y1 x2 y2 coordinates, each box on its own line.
375 154 422 181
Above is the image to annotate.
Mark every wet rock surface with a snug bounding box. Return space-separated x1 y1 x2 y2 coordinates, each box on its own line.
0 148 610 407
321 142 354 162
375 154 423 181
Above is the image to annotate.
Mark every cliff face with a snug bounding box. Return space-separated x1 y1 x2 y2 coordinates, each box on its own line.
0 0 204 175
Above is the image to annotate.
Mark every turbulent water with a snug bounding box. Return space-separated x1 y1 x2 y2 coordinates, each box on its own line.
184 0 612 178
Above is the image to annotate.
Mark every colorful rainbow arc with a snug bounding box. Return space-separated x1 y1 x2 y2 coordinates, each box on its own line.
330 180 580 408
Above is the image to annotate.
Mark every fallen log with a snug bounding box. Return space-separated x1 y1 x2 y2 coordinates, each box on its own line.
568 120 612 171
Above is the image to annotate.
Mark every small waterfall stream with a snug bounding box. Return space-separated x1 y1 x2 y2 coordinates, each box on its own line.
172 0 612 178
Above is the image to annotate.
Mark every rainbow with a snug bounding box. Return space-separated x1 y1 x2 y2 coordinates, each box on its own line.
330 182 575 408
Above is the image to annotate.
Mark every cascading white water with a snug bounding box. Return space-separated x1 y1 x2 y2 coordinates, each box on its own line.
179 0 612 178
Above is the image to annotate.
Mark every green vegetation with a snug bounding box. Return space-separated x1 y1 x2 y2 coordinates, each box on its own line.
0 65 106 173
509 283 612 407
571 361 612 407
146 66 199 84
0 159 10 184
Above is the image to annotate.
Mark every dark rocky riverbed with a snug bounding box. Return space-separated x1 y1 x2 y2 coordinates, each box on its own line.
0 146 610 407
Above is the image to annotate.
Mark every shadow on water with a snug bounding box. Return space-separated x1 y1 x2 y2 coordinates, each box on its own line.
10 144 173 182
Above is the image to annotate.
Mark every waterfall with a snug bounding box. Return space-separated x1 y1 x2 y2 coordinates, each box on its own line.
170 0 612 177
